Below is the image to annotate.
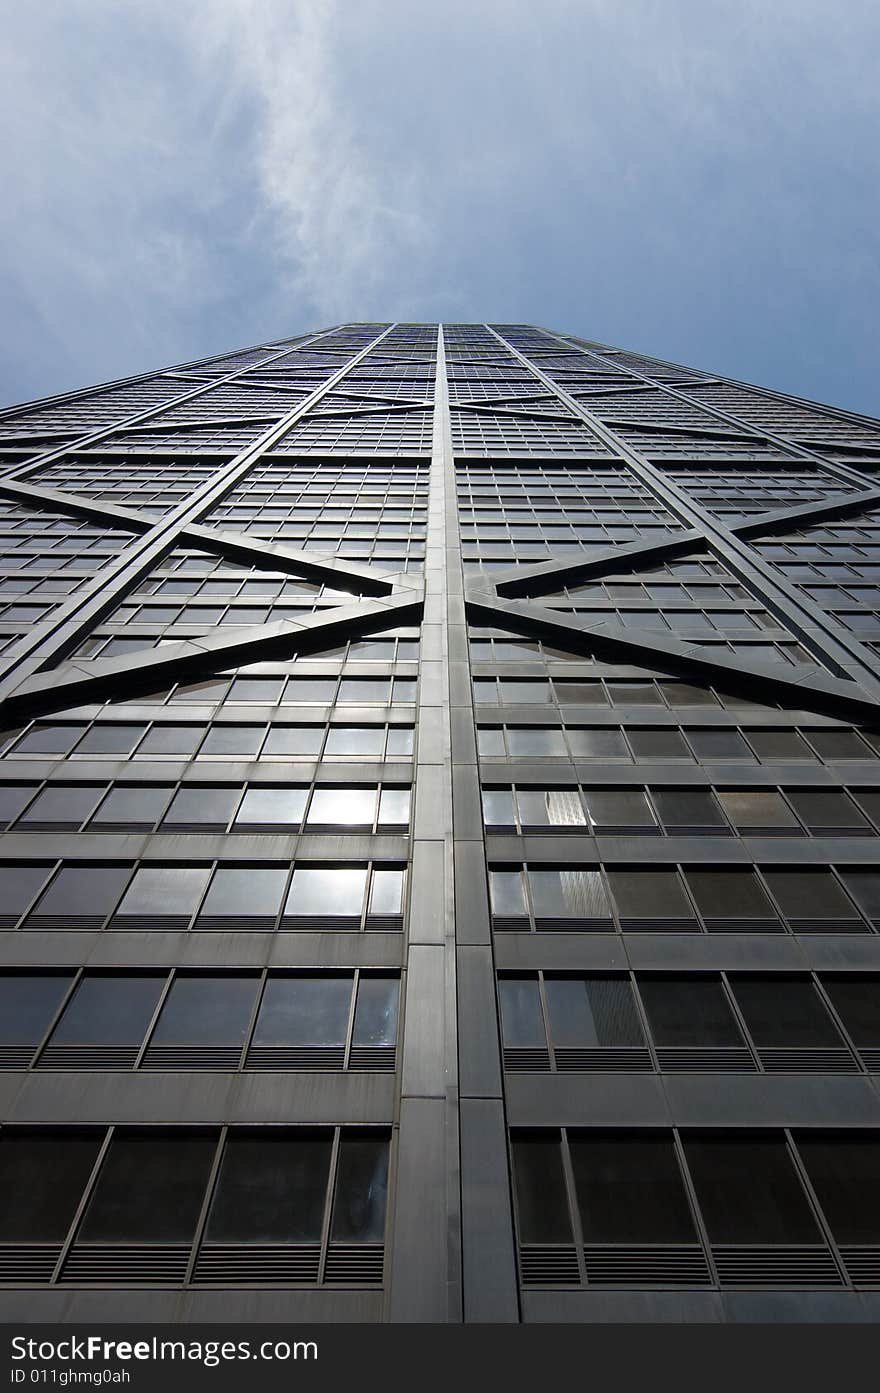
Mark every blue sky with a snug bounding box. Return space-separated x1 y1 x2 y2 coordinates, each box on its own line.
1 0 879 413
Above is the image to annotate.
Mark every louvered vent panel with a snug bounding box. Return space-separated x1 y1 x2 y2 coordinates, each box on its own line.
0 1047 35 1069
702 918 782 934
618 918 699 933
857 1048 880 1071
502 1047 551 1072
110 916 193 931
519 1245 580 1286
347 1046 396 1071
61 1245 190 1284
162 822 228 834
28 916 107 931
195 916 278 932
140 1046 243 1070
244 1047 345 1071
37 1046 140 1070
583 1245 712 1286
281 916 361 932
838 1247 880 1286
534 916 614 933
492 916 531 933
0 1245 62 1282
756 1048 859 1074
193 1244 321 1284
323 1244 384 1284
654 1047 756 1073
365 915 404 932
711 1245 843 1286
788 918 864 934
555 1047 653 1072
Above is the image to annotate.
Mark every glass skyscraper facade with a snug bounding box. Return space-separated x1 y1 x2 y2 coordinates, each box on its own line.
0 322 880 1322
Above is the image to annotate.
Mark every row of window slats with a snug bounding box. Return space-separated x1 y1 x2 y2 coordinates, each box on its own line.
0 1243 384 1286
517 1244 873 1288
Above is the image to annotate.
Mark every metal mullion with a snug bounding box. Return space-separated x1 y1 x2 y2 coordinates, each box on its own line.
810 973 864 1069
48 1123 116 1285
670 1128 720 1286
316 1127 342 1284
625 972 661 1073
183 1125 227 1287
488 325 880 698
28 966 84 1071
534 971 555 1071
238 968 270 1073
717 971 762 1072
132 970 176 1069
341 970 360 1070
557 1127 588 1285
783 1127 850 1285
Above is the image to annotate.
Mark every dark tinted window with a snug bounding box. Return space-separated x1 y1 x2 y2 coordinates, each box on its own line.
606 869 692 919
544 978 644 1046
115 866 210 918
569 1135 696 1243
797 1136 880 1244
78 1132 216 1243
0 973 72 1044
499 979 544 1047
822 977 880 1045
205 1132 332 1242
730 977 839 1046
51 975 165 1046
685 869 776 920
31 865 131 921
639 977 743 1047
652 790 725 830
199 867 287 918
330 1135 389 1242
0 1131 101 1241
252 976 352 1046
234 787 308 826
91 786 173 827
511 1135 572 1243
20 786 104 827
762 869 855 921
352 977 399 1046
163 787 240 826
684 1135 820 1243
151 975 259 1046
0 864 51 917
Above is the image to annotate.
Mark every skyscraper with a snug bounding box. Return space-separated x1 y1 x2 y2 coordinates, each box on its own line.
0 321 879 1324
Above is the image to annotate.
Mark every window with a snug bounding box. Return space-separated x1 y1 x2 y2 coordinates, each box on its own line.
516 789 585 830
566 728 628 759
527 868 611 923
234 786 308 829
162 787 240 829
0 864 51 925
48 974 165 1047
0 1130 102 1242
685 869 778 926
787 790 870 834
29 865 132 928
605 869 694 924
137 725 203 757
252 975 352 1046
652 789 726 833
204 1131 332 1243
686 729 753 761
582 789 656 832
747 731 811 761
0 784 37 826
0 974 73 1047
113 866 210 926
499 979 544 1047
730 976 840 1047
307 787 377 828
822 976 880 1046
490 869 526 918
638 977 743 1047
797 1135 880 1244
150 974 259 1047
837 870 880 925
78 1131 216 1244
717 791 800 833
807 730 872 761
511 1134 572 1243
628 729 691 760
569 1135 697 1243
683 1135 820 1244
199 725 264 757
330 1134 389 1243
13 725 85 755
263 726 323 756
197 867 287 927
544 977 643 1046
19 786 104 829
75 725 146 756
284 867 367 921
507 728 566 757
90 785 172 829
762 869 859 927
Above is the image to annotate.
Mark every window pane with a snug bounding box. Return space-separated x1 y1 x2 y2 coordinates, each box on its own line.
762 869 855 921
21 786 104 827
285 867 367 916
235 787 308 826
834 870 880 921
14 725 83 755
151 975 259 1045
75 725 145 755
554 682 608 706
79 1132 216 1243
605 870 692 919
477 728 505 757
352 977 399 1046
263 726 323 755
0 784 38 824
0 1131 102 1241
717 791 799 831
652 790 726 830
205 1133 332 1242
582 789 656 830
507 728 566 757
252 976 352 1045
499 979 544 1047
639 977 742 1046
115 866 210 918
51 975 165 1045
807 731 871 760
684 1136 820 1243
377 788 410 826
685 869 776 920
0 864 51 917
569 1136 696 1243
307 788 377 826
797 1136 880 1243
163 787 240 826
527 868 610 919
31 865 131 921
91 786 172 827
822 977 880 1045
325 727 385 756
490 869 526 916
511 1135 572 1243
199 867 287 918
687 730 752 760
516 789 586 828
200 726 264 757
385 727 414 757
331 1135 389 1242
0 974 72 1044
138 725 203 756
629 730 692 760
730 977 840 1046
787 790 869 832
566 728 629 759
369 869 404 915
544 977 644 1046
747 731 811 761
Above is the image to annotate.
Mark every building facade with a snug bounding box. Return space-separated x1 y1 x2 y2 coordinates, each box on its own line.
0 323 879 1322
